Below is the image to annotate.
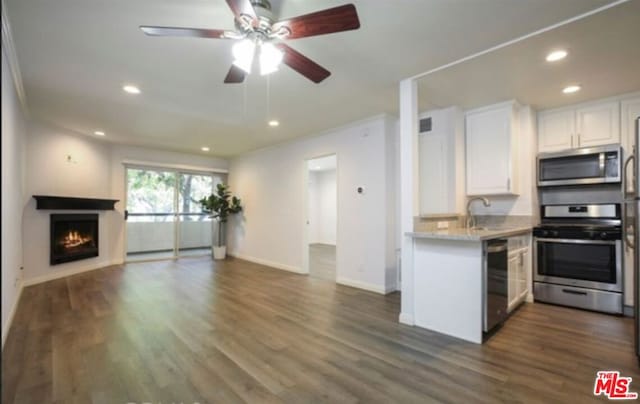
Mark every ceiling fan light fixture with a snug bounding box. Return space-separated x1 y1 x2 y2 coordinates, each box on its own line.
232 39 256 74
259 42 284 76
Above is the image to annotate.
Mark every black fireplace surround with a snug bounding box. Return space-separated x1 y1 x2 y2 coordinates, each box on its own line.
50 214 99 265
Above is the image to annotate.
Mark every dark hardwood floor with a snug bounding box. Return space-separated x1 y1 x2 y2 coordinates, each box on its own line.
2 257 639 403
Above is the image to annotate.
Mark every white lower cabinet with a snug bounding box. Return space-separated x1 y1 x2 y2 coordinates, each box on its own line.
507 236 530 313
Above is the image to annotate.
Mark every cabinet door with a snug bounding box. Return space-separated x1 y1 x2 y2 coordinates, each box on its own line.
507 253 519 312
622 97 640 195
576 101 620 148
538 109 575 153
419 132 448 215
466 106 514 196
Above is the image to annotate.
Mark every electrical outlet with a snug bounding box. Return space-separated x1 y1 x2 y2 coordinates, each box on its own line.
437 221 449 230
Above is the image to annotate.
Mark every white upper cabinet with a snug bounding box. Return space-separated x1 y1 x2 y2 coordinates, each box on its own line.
622 96 640 201
537 109 574 152
575 101 620 148
466 101 519 196
538 99 621 153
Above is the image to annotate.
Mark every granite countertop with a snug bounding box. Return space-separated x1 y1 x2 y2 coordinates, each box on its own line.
406 226 533 241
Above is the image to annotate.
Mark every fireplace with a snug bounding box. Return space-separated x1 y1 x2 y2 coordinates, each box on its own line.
50 214 99 265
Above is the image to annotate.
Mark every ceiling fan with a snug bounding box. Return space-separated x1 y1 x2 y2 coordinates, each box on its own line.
140 0 361 84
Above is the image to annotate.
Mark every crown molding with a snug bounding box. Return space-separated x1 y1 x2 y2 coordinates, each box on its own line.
1 0 28 115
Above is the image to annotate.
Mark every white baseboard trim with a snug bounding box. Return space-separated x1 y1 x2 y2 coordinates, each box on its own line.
22 259 121 287
336 277 387 295
399 312 415 326
384 282 399 294
2 280 24 351
228 253 305 274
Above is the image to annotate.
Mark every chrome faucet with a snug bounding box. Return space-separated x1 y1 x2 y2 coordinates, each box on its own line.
466 197 491 229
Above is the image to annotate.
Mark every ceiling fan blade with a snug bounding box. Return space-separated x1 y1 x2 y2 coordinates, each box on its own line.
140 26 227 39
224 65 247 84
225 0 257 21
272 4 360 40
276 44 331 84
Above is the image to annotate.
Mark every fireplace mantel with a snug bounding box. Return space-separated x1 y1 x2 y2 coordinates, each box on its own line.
33 195 119 210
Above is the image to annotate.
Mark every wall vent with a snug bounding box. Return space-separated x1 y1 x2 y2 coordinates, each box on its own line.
419 117 432 133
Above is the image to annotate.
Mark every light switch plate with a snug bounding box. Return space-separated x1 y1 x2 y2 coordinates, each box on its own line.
437 221 449 229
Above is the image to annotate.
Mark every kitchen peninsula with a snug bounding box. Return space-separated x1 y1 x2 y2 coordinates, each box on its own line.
404 225 532 344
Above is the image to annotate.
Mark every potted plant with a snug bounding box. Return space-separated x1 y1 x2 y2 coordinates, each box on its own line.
199 183 243 260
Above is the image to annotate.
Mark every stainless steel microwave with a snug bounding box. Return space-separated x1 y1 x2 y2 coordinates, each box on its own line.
537 144 622 187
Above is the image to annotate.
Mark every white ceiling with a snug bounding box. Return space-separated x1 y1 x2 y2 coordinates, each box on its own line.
4 0 621 157
418 0 640 111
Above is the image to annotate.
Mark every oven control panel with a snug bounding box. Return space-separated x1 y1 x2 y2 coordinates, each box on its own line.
533 227 622 241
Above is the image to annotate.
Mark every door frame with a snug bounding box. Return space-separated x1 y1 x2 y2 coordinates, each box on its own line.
302 153 339 279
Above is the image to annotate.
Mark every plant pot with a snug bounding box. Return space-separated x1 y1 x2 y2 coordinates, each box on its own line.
213 246 227 260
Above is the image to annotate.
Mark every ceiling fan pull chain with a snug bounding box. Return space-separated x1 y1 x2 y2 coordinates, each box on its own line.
266 75 271 122
243 77 248 121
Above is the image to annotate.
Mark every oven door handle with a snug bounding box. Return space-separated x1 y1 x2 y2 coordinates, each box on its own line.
535 238 617 245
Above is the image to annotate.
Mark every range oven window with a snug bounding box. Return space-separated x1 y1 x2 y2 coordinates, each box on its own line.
537 240 617 284
539 154 602 182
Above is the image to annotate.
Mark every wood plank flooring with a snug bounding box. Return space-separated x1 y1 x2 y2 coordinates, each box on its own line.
309 244 336 281
2 256 639 403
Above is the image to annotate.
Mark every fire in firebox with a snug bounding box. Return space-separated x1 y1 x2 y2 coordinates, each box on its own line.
50 214 99 265
60 230 93 249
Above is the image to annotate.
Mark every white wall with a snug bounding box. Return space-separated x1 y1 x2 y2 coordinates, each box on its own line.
23 122 119 282
228 115 398 294
22 121 229 284
308 169 337 245
1 46 27 347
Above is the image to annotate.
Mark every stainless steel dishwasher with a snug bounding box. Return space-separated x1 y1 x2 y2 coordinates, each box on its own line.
484 239 509 332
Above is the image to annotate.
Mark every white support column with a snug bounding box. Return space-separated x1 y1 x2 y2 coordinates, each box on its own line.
399 78 419 325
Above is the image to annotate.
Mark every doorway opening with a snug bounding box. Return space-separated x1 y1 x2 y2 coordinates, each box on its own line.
124 165 226 262
306 155 337 281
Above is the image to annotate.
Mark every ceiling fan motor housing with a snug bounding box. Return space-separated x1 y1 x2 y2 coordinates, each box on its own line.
251 0 274 23
234 0 276 39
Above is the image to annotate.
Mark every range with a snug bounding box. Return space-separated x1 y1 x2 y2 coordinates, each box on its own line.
533 203 623 314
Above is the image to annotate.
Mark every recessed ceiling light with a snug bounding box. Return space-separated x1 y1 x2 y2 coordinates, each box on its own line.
563 85 581 94
546 50 568 62
201 147 210 152
123 84 141 94
94 131 105 136
268 120 279 127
